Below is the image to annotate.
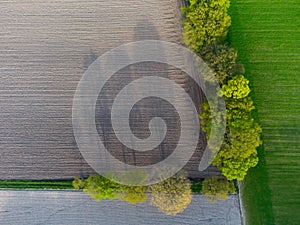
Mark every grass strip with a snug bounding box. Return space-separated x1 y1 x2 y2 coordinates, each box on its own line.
0 179 73 190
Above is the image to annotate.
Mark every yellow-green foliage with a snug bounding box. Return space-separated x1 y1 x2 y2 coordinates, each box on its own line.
149 173 192 215
83 174 119 201
214 123 261 180
183 0 231 52
214 76 261 180
201 176 235 202
200 44 238 84
222 75 251 99
200 75 261 180
183 0 262 183
117 186 148 205
72 177 84 190
76 174 148 204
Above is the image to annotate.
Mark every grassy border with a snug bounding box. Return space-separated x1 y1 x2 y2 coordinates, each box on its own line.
0 179 73 190
227 1 275 224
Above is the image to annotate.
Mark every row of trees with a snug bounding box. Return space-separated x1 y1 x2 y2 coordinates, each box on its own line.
213 75 262 180
73 174 148 204
74 174 236 213
183 0 262 181
73 173 192 215
74 0 262 209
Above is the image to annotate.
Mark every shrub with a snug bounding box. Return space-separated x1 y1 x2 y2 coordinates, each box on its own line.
183 0 231 52
201 176 235 202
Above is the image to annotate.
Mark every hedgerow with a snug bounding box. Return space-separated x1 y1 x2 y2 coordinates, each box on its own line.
73 173 192 215
183 0 262 181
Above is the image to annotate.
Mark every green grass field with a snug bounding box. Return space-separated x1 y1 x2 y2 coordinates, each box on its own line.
228 0 300 224
0 180 73 190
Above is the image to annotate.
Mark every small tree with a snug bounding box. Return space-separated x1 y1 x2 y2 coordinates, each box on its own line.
218 152 259 180
222 75 251 99
83 174 120 201
213 123 262 180
183 0 231 52
149 173 192 215
201 176 235 202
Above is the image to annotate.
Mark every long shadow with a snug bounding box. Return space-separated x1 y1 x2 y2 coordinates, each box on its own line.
91 19 217 178
95 19 178 168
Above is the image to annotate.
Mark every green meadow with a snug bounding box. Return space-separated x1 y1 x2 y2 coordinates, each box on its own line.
229 0 300 224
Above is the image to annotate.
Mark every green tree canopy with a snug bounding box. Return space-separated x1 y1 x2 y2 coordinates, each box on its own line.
72 177 84 190
200 44 238 84
213 123 262 180
222 75 251 99
201 176 235 202
217 152 259 180
83 174 120 201
149 173 192 215
74 174 149 204
117 185 148 205
183 0 231 52
226 97 255 128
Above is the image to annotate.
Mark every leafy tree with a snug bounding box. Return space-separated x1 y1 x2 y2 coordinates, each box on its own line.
200 44 238 84
183 0 231 52
183 0 262 182
83 174 120 201
201 97 255 134
222 75 251 99
229 122 262 152
217 151 259 180
213 123 262 180
201 176 235 202
74 174 148 204
149 173 192 215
